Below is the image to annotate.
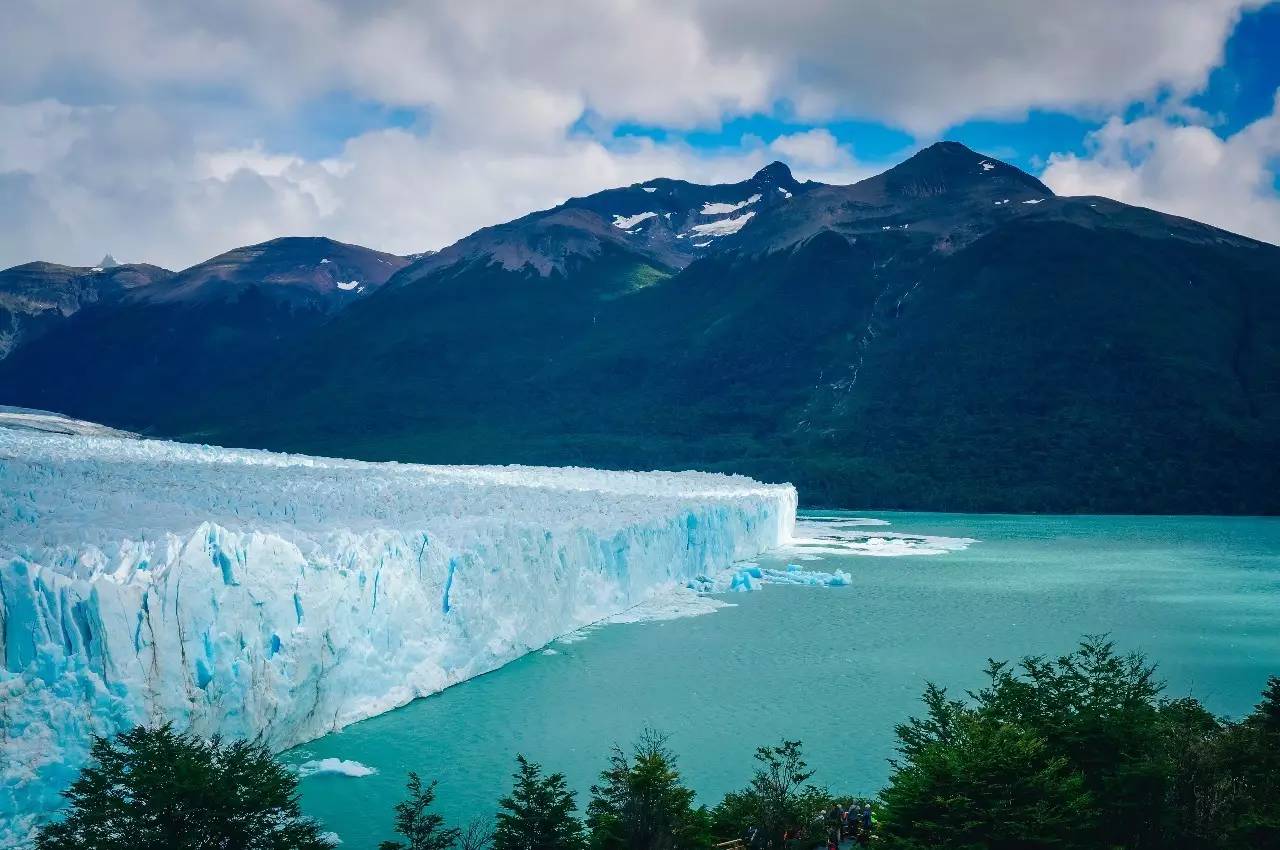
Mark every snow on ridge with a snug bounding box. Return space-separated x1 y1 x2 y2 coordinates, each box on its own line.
336 280 360 291
612 212 658 229
642 187 657 193
700 194 761 215
690 210 756 237
0 428 795 844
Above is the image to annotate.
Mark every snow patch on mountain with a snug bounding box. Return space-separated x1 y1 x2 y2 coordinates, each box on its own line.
700 194 761 215
0 427 794 844
690 211 756 237
612 212 658 229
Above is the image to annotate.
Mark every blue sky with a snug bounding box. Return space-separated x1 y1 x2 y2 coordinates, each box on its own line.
1 1 1278 269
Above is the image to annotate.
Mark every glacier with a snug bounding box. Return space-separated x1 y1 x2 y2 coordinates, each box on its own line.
0 424 795 844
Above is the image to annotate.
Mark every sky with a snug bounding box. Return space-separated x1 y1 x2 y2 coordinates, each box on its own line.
2 0 1279 270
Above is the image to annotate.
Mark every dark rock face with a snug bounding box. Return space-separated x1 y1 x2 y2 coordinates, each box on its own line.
0 261 172 357
0 238 409 429
3 143 1278 514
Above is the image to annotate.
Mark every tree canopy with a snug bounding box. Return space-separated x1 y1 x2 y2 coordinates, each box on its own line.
35 724 333 850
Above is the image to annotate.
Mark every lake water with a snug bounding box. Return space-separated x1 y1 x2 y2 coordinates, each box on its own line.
285 512 1280 848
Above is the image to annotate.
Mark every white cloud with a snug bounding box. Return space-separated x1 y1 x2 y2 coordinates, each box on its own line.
765 129 874 184
692 0 1263 134
1042 93 1280 245
0 0 1271 266
1 1 1259 134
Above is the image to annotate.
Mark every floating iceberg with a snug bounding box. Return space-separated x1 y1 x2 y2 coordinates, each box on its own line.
294 758 377 779
0 424 795 844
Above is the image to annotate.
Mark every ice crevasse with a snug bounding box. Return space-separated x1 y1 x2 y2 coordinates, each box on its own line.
0 425 796 843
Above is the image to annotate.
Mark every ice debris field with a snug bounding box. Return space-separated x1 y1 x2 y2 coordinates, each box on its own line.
580 516 975 628
0 421 795 843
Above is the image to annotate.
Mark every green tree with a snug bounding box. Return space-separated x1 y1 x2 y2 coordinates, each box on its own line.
970 636 1168 848
876 638 1280 850
586 730 710 850
494 755 583 850
878 685 1093 850
1154 696 1228 847
749 740 817 848
1222 677 1280 850
1253 676 1280 734
35 724 334 850
381 772 462 850
710 740 821 849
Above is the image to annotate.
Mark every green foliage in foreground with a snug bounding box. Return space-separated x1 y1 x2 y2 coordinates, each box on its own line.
381 772 462 850
37 639 1280 850
708 740 827 850
34 724 332 850
586 730 710 850
494 755 584 850
877 637 1280 850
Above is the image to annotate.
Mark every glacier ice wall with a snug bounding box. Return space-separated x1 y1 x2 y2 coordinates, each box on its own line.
0 428 795 843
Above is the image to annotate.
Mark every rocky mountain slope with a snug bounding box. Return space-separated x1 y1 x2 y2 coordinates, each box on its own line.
0 261 172 357
0 237 409 424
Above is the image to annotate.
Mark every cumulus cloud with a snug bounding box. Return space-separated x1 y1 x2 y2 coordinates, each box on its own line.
0 0 1270 266
692 0 1262 133
1042 94 1280 245
1 1 1258 133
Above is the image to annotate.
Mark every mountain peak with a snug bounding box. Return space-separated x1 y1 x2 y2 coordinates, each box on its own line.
920 140 978 156
880 140 1052 199
133 235 410 308
98 253 120 268
752 161 794 183
897 141 990 173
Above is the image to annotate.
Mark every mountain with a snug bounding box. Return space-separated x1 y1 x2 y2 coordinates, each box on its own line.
136 235 408 309
0 237 409 427
1 143 1277 513
390 160 811 285
0 261 172 357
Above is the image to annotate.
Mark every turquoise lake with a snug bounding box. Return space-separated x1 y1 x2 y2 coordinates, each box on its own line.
285 512 1280 848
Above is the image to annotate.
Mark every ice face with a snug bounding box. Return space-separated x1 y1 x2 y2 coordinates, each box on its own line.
0 427 795 845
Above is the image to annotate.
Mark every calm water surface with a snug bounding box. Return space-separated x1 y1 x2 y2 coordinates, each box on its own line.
287 512 1280 848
